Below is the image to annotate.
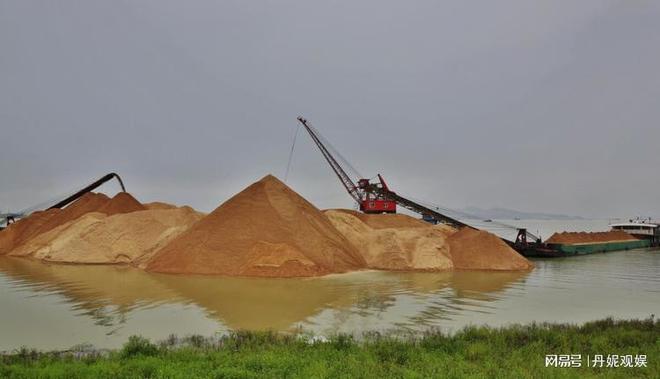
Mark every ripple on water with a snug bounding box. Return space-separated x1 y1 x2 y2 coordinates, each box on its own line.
0 249 659 350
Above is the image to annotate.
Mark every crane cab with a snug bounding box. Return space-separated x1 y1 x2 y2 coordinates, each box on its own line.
357 175 397 214
360 199 397 214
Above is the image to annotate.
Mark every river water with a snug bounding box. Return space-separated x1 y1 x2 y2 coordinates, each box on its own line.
0 220 658 351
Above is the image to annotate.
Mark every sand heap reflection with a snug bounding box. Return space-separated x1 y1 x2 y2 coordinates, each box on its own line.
0 257 529 332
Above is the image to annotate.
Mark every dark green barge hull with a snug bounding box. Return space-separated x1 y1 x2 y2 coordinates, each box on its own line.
518 239 653 258
546 239 651 256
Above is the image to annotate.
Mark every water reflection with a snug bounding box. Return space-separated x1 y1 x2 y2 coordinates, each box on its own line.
0 257 529 333
3 220 658 350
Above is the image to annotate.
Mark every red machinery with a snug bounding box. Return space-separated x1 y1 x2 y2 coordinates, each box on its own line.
296 116 559 257
297 117 396 214
356 175 397 213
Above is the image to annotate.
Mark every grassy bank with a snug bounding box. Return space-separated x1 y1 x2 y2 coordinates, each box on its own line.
1 318 658 378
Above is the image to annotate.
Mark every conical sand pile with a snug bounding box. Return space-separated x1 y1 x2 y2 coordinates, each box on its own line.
147 175 366 277
96 192 145 215
324 209 454 271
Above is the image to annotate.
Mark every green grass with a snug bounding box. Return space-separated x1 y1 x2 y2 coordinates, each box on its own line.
1 318 658 378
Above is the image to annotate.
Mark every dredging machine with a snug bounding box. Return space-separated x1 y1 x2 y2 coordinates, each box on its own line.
296 116 560 257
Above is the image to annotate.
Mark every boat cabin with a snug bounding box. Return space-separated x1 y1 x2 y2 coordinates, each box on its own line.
610 220 659 246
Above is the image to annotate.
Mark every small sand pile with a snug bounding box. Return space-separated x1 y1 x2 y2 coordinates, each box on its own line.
10 206 204 265
545 231 637 244
97 192 145 215
324 209 455 271
147 175 366 277
447 228 534 271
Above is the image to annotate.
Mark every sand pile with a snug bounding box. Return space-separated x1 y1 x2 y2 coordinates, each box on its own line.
447 228 534 271
0 209 60 255
2 176 534 275
0 192 145 256
144 202 178 210
97 192 145 215
335 210 438 229
48 192 111 226
0 193 110 254
545 231 637 244
147 175 366 277
324 209 455 271
9 206 204 265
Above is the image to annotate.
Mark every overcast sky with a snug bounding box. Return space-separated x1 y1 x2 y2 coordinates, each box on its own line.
1 0 658 218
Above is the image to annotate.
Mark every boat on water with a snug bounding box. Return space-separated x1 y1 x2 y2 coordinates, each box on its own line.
609 219 659 246
543 219 658 256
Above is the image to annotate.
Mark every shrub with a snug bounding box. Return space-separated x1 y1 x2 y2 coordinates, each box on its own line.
120 336 159 358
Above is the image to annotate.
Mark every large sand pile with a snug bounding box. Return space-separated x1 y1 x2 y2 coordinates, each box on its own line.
447 228 534 271
545 231 638 244
147 175 366 277
9 206 203 265
0 192 145 256
324 209 454 271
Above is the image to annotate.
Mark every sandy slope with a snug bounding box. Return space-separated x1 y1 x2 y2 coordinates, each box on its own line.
324 209 455 271
147 175 366 277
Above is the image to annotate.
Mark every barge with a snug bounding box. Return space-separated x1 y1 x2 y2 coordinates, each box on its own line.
521 219 658 258
545 238 651 255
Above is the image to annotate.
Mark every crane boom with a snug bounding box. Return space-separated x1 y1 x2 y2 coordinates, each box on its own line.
297 117 361 203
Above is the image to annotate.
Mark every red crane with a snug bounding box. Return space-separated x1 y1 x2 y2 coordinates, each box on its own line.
295 116 563 257
297 117 397 214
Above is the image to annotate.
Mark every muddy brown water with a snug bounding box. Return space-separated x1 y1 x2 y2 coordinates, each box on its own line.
1 220 658 351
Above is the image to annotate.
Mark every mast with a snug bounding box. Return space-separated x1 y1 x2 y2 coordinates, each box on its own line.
297 117 362 203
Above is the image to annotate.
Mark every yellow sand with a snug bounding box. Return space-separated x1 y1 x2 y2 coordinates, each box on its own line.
144 202 179 210
447 228 535 271
146 175 366 277
324 209 455 271
9 207 203 266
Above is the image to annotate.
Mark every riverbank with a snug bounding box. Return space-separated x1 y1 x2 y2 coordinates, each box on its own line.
2 318 657 378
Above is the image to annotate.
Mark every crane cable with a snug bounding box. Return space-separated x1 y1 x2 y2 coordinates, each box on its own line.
284 123 301 182
306 123 363 179
285 120 364 183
